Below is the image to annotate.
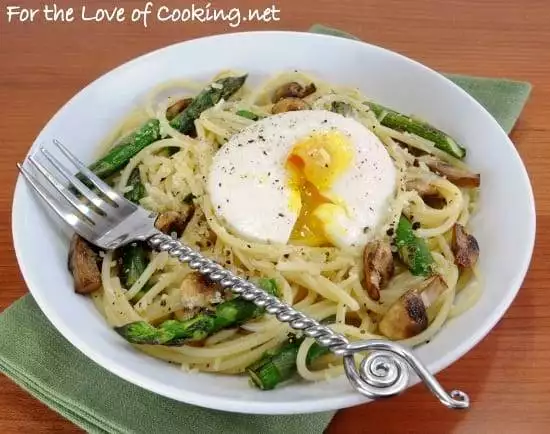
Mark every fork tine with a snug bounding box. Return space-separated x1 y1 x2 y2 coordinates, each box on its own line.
53 139 127 206
39 146 117 216
27 155 97 224
17 163 94 240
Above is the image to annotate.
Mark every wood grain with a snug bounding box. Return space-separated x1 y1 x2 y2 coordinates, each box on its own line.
1 0 549 432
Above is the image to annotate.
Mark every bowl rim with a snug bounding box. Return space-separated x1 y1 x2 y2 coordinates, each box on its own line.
11 30 537 414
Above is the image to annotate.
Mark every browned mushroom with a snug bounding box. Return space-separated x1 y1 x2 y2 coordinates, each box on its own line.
452 223 480 268
272 82 317 103
154 205 194 237
179 272 224 316
422 156 480 188
405 178 439 197
362 240 395 301
165 97 193 121
405 179 447 209
68 234 102 294
378 275 447 340
272 98 310 114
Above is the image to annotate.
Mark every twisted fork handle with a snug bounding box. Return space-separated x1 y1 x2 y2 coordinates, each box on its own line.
148 232 469 409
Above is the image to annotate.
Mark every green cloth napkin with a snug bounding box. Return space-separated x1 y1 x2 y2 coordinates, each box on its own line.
0 25 531 434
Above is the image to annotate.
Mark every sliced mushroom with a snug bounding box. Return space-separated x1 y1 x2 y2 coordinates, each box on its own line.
165 97 193 121
180 272 224 314
405 178 439 197
272 82 316 103
154 205 194 237
452 224 480 268
272 97 310 114
405 179 447 209
422 156 481 188
362 240 395 301
378 275 447 340
68 234 102 294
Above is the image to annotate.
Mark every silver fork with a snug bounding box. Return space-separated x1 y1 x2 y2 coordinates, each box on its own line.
18 139 470 410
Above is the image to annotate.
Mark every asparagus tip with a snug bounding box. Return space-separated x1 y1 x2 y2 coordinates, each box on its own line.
114 321 167 345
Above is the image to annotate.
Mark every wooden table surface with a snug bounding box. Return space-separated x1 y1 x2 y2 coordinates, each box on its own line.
1 0 549 432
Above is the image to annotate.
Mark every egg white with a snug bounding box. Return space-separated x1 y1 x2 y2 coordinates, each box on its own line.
207 110 397 248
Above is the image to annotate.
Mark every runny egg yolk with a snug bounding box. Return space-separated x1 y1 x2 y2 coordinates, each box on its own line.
285 131 354 246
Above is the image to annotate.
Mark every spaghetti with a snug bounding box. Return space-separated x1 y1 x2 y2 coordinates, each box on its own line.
83 71 481 388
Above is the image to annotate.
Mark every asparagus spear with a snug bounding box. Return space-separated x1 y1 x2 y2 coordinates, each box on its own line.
119 242 150 289
118 166 150 293
395 216 434 276
88 119 161 180
364 101 466 159
236 110 262 121
169 75 248 134
115 278 279 345
124 168 146 204
117 315 215 345
247 337 330 390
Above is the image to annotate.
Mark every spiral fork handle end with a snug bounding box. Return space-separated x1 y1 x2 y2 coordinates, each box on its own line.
341 340 470 409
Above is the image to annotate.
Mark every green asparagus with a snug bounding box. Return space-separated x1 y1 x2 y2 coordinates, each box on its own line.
115 278 279 345
123 168 146 204
248 337 302 390
236 110 262 121
247 337 330 390
88 119 161 180
395 215 434 276
116 315 215 345
169 75 248 134
119 242 150 289
364 101 466 159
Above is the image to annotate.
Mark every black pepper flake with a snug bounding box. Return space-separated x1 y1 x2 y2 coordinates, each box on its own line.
413 159 420 167
247 244 251 249
324 164 329 168
160 299 167 307
363 226 369 234
267 172 271 176
283 253 290 259
278 213 285 218
322 119 328 124
262 150 268 156
386 227 395 236
259 135 265 141
218 182 222 187
248 139 254 143
412 221 421 230
360 330 366 335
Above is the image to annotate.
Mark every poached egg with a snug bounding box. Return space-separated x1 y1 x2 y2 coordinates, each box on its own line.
207 110 396 249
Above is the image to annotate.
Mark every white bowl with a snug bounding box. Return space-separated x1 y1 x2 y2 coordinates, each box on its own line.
12 31 536 414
